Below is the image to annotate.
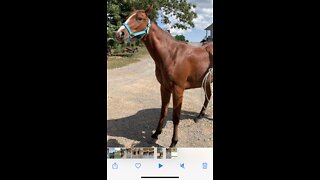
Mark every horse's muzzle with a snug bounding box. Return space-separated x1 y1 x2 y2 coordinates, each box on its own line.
115 30 128 44
115 32 123 43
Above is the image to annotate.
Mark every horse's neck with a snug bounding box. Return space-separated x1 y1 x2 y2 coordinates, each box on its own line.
143 23 177 66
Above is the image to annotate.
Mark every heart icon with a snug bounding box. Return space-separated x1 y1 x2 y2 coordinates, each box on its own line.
135 163 141 168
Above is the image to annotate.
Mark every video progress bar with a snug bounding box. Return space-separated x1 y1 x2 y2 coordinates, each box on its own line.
141 176 179 178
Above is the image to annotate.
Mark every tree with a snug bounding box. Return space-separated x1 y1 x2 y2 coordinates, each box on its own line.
175 35 186 41
107 0 197 44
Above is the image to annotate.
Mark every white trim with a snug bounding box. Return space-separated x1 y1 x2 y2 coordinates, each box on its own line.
117 13 137 33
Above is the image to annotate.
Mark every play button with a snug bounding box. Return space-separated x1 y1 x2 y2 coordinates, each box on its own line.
158 163 163 168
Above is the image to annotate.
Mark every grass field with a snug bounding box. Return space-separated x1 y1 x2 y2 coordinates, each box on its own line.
107 46 148 69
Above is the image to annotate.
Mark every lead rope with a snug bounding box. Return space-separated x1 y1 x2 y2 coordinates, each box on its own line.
201 68 213 111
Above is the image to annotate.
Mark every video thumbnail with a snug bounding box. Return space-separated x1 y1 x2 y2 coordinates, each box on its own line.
107 147 178 159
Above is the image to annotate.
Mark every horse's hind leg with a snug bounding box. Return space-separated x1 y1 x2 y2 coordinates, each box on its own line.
195 82 212 123
151 86 171 140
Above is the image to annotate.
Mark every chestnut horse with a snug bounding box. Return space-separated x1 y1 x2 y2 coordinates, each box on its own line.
115 6 213 147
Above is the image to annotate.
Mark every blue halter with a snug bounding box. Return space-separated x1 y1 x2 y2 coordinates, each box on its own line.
122 18 151 43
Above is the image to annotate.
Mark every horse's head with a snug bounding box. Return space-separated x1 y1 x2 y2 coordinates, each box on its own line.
115 6 153 43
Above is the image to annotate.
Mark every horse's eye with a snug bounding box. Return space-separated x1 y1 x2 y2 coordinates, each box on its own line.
137 17 142 22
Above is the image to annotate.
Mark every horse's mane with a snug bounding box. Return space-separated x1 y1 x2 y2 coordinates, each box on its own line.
151 22 187 44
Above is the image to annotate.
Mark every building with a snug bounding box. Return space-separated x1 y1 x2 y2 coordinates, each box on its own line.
204 23 213 41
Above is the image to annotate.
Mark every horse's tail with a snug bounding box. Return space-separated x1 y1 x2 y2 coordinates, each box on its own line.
202 41 214 87
200 43 214 109
205 42 213 77
202 41 213 53
203 42 213 58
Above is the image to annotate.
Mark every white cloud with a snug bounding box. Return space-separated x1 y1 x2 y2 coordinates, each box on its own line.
189 0 213 30
157 0 213 35
169 28 192 36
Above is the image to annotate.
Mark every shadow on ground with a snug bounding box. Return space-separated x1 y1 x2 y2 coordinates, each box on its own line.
107 108 212 147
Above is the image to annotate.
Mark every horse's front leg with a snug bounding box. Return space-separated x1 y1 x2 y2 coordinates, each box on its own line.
151 85 171 140
170 86 184 147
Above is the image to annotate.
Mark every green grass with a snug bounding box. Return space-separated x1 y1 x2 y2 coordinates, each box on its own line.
107 46 148 69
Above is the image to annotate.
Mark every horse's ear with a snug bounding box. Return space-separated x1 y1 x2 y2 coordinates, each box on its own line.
145 5 153 16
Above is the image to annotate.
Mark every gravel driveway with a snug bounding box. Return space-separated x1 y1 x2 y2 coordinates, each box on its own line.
107 53 213 147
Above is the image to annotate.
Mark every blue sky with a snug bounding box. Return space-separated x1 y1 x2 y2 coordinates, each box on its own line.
156 0 213 42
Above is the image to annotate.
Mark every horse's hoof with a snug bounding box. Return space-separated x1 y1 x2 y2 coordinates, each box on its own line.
148 138 157 144
169 140 178 147
195 113 208 122
151 134 159 140
194 116 202 123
